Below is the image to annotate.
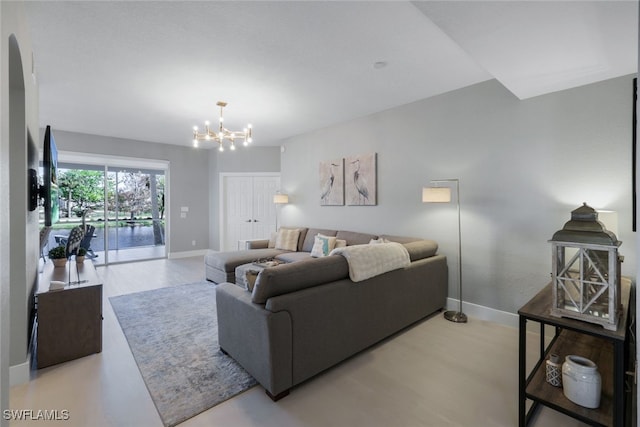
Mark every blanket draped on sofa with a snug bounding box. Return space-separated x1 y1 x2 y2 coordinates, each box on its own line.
330 242 410 282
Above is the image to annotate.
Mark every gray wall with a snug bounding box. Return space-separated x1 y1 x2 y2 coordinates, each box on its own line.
208 146 281 250
1 0 40 415
51 130 210 254
280 76 637 315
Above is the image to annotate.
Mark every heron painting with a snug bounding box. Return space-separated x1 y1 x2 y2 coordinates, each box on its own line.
346 153 377 206
319 159 344 205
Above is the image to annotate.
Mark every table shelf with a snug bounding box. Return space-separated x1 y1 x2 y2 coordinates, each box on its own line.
518 279 631 427
525 331 613 426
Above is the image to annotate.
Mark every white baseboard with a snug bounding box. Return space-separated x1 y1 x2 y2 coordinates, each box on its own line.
168 249 208 259
446 298 519 329
10 355 30 386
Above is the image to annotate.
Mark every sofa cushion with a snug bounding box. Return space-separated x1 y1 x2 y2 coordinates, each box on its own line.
301 228 338 252
310 234 337 257
205 248 286 273
252 256 349 304
279 226 308 251
378 234 421 244
275 252 312 263
275 228 301 251
378 235 438 261
335 230 378 246
404 240 438 261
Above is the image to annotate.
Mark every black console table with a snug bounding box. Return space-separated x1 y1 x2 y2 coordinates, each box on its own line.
518 278 631 427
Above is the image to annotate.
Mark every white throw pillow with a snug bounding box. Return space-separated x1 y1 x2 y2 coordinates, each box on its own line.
369 238 390 245
334 239 347 248
268 231 278 248
310 234 337 257
275 228 300 251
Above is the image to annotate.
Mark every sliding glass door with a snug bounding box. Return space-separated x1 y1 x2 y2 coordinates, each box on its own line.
41 158 167 265
106 167 165 263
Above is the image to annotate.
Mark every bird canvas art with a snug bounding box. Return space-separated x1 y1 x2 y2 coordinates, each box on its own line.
346 153 377 206
319 159 344 205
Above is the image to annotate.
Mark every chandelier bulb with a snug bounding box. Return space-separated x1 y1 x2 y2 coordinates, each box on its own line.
205 134 210 140
218 145 224 152
193 139 198 147
219 117 224 123
243 140 248 147
193 126 198 131
247 123 253 129
230 144 236 151
247 137 253 143
205 120 210 126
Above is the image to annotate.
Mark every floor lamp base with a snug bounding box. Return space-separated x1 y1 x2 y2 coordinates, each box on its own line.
444 310 468 323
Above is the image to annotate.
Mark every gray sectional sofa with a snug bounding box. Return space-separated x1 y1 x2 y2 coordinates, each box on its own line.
211 227 448 400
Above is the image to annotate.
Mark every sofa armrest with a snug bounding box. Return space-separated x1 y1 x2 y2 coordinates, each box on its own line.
246 239 269 249
216 283 293 397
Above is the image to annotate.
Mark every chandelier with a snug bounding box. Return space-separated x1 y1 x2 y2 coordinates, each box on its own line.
192 101 253 151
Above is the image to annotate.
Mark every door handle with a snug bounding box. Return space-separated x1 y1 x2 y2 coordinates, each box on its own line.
245 219 252 222
253 219 259 222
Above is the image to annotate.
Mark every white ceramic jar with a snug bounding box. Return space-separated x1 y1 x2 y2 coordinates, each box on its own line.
562 355 601 409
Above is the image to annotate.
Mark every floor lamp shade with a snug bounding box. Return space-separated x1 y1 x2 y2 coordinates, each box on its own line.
422 187 451 203
273 193 289 204
422 179 467 323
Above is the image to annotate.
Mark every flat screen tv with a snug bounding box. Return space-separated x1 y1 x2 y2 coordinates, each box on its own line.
42 125 59 226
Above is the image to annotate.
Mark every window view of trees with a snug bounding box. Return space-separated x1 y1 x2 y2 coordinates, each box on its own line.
48 167 166 251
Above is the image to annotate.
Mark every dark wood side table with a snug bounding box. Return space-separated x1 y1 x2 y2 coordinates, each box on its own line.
36 260 103 369
518 278 631 427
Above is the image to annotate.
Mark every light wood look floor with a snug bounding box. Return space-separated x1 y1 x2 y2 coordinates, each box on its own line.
10 257 587 426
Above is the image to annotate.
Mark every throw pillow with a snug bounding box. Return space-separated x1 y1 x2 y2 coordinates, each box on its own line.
335 239 347 248
369 237 390 245
310 234 337 257
268 231 278 248
275 228 300 251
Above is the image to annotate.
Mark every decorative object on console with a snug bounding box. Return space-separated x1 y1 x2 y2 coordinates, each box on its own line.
192 101 253 151
76 247 87 263
422 178 467 323
346 153 376 206
273 192 289 230
319 158 344 205
65 210 89 285
549 203 623 330
562 355 601 409
48 246 67 268
545 353 562 387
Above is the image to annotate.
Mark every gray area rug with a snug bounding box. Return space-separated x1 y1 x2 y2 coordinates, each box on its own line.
109 282 257 427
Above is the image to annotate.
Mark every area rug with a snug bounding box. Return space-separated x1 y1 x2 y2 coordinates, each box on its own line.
109 282 257 427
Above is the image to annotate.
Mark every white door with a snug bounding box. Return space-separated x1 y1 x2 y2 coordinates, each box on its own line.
252 176 280 239
221 174 280 251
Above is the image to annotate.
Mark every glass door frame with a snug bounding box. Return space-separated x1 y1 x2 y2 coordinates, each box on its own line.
57 151 170 265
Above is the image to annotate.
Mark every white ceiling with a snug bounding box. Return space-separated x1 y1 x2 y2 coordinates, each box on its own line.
23 1 638 148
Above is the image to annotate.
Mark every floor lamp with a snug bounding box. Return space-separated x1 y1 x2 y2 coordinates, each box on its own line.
273 192 289 230
422 179 467 323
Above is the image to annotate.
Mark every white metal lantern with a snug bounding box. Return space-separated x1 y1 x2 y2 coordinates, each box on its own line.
549 203 623 331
